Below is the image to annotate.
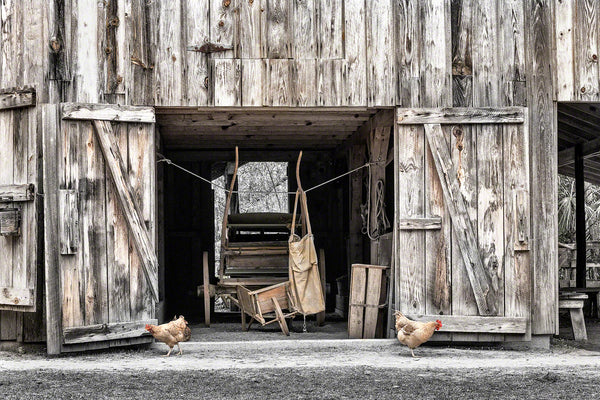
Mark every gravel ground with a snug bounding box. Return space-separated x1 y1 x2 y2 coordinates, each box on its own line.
2 318 600 399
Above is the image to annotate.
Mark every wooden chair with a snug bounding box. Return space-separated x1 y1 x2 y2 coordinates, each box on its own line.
236 281 298 335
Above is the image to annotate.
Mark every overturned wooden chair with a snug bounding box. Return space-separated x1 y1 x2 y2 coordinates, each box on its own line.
236 281 298 335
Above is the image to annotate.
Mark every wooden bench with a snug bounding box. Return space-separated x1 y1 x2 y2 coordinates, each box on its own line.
560 287 600 318
559 292 588 341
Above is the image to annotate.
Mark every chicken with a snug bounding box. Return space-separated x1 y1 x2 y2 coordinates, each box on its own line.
145 315 192 356
394 311 442 358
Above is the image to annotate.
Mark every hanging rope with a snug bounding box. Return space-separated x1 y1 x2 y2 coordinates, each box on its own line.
157 154 376 195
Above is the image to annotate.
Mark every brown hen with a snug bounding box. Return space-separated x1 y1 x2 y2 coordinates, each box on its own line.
145 315 192 356
394 311 442 358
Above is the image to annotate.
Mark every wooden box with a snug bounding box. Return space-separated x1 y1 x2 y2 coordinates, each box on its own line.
348 264 389 339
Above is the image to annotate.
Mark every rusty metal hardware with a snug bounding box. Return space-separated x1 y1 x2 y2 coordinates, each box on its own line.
187 42 233 54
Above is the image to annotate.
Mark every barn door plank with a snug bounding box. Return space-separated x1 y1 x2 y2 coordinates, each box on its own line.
91 120 159 302
424 123 497 316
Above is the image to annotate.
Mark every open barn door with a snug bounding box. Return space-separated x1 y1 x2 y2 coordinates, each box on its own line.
0 88 39 313
394 107 531 339
42 103 158 354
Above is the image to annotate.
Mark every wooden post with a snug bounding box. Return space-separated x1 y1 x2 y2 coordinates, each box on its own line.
575 144 586 288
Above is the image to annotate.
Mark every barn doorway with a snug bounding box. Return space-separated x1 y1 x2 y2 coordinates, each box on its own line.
156 107 394 340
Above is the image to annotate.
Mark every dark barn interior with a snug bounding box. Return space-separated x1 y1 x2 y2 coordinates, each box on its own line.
155 107 393 324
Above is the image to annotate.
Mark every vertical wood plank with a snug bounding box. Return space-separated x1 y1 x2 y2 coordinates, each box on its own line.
318 0 343 59
574 0 599 100
212 59 241 106
363 268 383 339
59 120 83 329
343 0 366 105
422 0 452 320
318 59 344 106
556 0 574 101
184 0 210 105
348 265 366 338
499 0 526 106
292 0 316 59
239 0 262 58
154 0 183 105
366 0 395 106
72 0 100 102
210 0 237 58
80 122 108 326
472 0 500 107
294 59 318 106
128 0 154 105
397 0 421 107
262 0 291 58
42 104 62 354
128 123 155 321
527 0 557 336
451 0 472 107
476 124 504 319
0 108 15 337
397 125 425 314
503 122 530 340
265 59 293 106
107 123 130 323
241 59 266 106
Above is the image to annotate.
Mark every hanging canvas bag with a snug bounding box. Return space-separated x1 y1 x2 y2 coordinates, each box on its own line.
288 188 325 315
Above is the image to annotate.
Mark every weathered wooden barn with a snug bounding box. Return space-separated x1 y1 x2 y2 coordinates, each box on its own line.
1 0 592 354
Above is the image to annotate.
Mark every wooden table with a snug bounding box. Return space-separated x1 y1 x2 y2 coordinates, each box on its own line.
559 292 588 341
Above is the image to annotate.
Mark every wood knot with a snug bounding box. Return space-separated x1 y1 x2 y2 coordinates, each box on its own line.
593 54 598 62
116 76 123 84
172 54 177 62
218 20 225 27
581 86 586 93
104 47 112 54
49 37 61 53
108 16 120 27
223 0 231 7
249 0 254 4
204 76 209 89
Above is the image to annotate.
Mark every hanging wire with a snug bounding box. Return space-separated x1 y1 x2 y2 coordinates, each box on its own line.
157 154 376 195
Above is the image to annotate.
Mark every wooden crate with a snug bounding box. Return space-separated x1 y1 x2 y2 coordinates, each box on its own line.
348 264 389 339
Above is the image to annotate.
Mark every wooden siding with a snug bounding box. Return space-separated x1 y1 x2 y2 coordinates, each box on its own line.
0 0 562 341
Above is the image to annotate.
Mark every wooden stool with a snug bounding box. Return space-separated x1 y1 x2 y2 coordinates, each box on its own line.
559 292 588 341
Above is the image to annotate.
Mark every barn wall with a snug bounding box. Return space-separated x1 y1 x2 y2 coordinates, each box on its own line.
0 1 559 341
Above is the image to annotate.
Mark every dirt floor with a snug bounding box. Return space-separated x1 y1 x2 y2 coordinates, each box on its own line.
2 316 600 399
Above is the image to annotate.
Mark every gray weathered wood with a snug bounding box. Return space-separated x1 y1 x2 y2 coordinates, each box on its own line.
397 107 525 124
0 89 35 110
0 287 34 306
42 104 62 354
58 189 79 254
398 218 442 230
63 319 157 344
404 314 527 334
62 103 155 123
0 184 35 202
348 265 366 338
92 120 159 302
425 123 496 315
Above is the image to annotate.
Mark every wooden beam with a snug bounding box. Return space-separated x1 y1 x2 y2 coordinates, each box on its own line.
92 120 159 301
63 319 157 344
558 136 600 167
424 124 497 315
576 144 586 288
404 315 527 333
398 217 442 230
62 103 155 123
0 287 34 306
0 88 35 110
397 107 524 124
0 183 35 202
42 104 62 355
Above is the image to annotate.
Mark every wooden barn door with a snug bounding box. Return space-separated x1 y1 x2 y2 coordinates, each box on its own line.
0 89 38 315
394 107 531 339
43 103 158 354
